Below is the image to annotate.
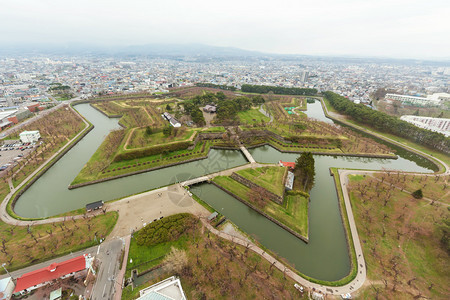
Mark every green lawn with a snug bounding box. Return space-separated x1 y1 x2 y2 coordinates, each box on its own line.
0 211 118 272
236 166 287 197
71 141 212 185
126 128 198 149
71 129 125 185
126 234 190 274
238 109 270 125
213 176 309 238
348 174 449 298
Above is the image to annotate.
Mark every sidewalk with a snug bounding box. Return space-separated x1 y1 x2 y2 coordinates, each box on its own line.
114 235 131 300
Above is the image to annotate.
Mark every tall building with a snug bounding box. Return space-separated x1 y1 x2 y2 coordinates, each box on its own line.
300 71 309 83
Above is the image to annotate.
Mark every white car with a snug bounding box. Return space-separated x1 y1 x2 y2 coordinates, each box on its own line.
294 283 304 292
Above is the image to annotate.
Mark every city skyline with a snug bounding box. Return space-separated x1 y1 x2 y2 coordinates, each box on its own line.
1 0 449 60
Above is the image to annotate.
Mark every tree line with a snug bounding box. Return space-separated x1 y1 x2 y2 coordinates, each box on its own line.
323 92 450 154
183 91 265 123
195 83 237 91
241 84 317 96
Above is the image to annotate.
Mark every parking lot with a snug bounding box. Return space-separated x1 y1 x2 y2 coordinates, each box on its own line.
0 140 37 173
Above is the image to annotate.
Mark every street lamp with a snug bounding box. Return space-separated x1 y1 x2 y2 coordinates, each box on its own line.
1 263 15 284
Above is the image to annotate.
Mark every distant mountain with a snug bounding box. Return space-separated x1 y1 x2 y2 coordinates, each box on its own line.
0 43 449 65
118 43 265 57
0 43 266 58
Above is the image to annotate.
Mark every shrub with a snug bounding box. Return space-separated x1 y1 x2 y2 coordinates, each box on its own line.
136 213 198 246
412 189 423 199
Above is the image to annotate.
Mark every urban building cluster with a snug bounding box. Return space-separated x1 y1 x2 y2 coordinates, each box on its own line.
1 55 449 109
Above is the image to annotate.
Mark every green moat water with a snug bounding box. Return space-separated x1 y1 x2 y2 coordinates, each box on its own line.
13 102 435 281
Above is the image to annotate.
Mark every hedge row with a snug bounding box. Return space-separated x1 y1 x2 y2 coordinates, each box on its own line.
136 213 198 246
269 137 336 150
113 141 192 162
286 135 338 144
104 151 204 173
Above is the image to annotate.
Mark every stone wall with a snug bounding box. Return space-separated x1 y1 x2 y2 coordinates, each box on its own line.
230 172 283 204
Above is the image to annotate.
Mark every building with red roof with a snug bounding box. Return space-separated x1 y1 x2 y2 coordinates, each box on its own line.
26 103 41 113
13 254 91 294
279 160 295 170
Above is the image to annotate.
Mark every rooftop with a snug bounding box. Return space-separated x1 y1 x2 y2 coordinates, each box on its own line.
13 255 88 293
138 276 187 300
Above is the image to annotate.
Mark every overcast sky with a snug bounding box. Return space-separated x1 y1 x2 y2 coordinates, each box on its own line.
1 0 449 59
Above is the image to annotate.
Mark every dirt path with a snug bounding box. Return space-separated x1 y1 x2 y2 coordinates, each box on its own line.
142 107 155 124
123 127 137 150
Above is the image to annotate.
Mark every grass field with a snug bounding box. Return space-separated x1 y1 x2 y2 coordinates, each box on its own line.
0 211 118 272
126 128 197 149
202 126 226 133
126 234 191 274
6 108 85 186
122 214 307 300
213 176 309 238
71 141 213 185
348 174 450 299
372 172 449 204
71 129 125 185
236 166 287 197
237 109 270 125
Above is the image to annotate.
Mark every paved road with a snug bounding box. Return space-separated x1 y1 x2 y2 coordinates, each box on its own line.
90 239 124 300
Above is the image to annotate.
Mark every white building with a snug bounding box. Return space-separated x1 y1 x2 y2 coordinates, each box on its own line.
19 130 40 143
0 277 15 300
385 93 449 107
400 116 450 137
137 276 187 300
162 112 181 128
